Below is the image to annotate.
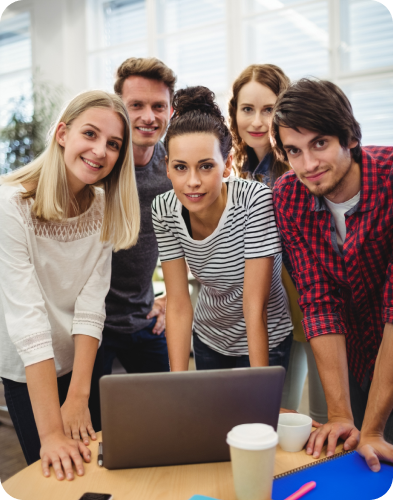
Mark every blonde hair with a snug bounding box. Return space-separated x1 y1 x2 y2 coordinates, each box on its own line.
114 57 177 102
228 64 290 182
1 90 140 252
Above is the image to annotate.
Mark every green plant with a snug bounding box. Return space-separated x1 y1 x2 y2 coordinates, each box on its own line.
0 78 64 173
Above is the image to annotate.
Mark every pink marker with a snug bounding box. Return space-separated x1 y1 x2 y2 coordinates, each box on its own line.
283 481 317 500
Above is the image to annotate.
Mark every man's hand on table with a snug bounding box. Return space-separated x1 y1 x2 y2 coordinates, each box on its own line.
40 432 91 481
279 408 322 430
147 294 166 334
305 416 360 458
357 433 393 472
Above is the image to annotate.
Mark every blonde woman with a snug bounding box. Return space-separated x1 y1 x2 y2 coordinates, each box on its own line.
0 90 139 480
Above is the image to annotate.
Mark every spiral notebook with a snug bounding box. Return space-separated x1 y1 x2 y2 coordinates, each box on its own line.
188 452 393 500
272 451 393 500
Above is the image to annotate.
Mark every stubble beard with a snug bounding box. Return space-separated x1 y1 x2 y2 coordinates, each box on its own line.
302 156 353 199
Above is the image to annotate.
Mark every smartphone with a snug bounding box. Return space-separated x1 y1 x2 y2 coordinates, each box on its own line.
78 494 113 500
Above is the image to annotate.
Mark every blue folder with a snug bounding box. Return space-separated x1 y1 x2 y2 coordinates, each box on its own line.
272 451 393 500
189 452 393 500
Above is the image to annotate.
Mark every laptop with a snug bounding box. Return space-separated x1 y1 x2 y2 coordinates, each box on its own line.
100 366 285 469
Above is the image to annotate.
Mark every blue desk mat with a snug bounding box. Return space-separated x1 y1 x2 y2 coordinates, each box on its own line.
272 451 393 500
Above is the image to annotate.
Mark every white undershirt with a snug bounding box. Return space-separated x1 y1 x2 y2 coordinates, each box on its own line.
324 191 360 252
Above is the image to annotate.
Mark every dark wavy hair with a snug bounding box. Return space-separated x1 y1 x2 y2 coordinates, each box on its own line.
228 64 290 182
271 78 362 163
164 86 232 160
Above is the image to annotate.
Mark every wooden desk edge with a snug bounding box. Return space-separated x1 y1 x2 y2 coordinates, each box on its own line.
3 431 344 500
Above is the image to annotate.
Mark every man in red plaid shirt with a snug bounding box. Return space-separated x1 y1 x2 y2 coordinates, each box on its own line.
271 78 393 472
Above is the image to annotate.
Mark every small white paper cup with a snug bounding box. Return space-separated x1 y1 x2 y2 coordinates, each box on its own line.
277 413 312 452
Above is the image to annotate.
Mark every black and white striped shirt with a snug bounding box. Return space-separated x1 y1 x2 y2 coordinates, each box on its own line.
152 177 292 355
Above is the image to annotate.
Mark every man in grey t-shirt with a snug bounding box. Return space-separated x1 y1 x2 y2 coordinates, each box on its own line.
102 57 175 373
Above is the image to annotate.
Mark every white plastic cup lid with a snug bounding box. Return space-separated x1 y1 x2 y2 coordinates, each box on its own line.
226 423 278 451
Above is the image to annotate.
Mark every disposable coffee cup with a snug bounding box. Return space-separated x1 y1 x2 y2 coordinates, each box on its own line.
277 413 312 452
227 423 278 500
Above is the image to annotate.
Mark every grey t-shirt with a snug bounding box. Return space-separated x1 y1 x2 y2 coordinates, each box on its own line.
104 142 172 335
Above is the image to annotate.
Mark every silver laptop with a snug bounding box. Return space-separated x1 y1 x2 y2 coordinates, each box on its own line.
100 366 285 469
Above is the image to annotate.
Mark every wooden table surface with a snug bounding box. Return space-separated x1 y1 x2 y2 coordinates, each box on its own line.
3 432 343 500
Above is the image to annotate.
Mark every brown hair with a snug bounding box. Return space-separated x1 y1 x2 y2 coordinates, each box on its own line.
114 57 177 102
228 64 290 183
271 78 362 163
164 86 232 161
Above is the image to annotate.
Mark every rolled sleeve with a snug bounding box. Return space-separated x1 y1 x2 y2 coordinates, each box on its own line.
383 250 393 325
274 189 347 341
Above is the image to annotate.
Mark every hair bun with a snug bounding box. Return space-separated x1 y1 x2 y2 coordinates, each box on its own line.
172 86 223 121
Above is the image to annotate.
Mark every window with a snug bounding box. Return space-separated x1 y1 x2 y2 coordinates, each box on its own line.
87 0 227 104
156 0 227 102
243 1 330 79
0 11 32 173
87 0 393 145
87 0 148 91
0 11 32 126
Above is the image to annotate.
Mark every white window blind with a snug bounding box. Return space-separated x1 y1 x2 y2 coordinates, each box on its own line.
345 77 393 146
340 0 393 73
87 0 148 91
156 0 227 107
104 0 147 45
87 0 393 145
0 12 32 127
243 1 329 80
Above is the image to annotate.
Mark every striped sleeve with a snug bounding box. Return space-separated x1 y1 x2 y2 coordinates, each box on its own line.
244 183 282 259
152 193 185 262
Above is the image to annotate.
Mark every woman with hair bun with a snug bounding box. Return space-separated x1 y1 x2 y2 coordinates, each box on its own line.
152 86 292 371
229 64 327 424
0 90 139 480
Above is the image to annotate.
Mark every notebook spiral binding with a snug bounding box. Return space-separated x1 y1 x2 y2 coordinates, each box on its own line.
274 450 355 479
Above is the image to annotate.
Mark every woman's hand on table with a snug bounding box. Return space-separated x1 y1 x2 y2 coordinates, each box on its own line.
61 396 96 446
40 432 91 481
357 433 393 472
279 408 322 429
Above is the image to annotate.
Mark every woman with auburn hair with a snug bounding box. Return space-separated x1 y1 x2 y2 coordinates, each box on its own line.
0 90 140 480
152 85 292 373
229 64 327 424
229 64 290 184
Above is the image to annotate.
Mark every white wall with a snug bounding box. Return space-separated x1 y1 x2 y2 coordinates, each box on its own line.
3 0 88 99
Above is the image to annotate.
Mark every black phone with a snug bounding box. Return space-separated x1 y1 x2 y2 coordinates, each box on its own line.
78 494 113 500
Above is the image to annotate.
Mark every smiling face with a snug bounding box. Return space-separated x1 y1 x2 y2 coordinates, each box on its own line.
122 75 171 149
236 80 278 160
279 126 361 202
56 107 124 196
166 133 232 213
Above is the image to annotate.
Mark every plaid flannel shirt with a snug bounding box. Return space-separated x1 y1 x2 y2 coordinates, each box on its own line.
273 146 393 385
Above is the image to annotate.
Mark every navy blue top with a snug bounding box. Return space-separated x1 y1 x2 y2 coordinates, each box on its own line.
241 147 274 187
241 147 294 280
